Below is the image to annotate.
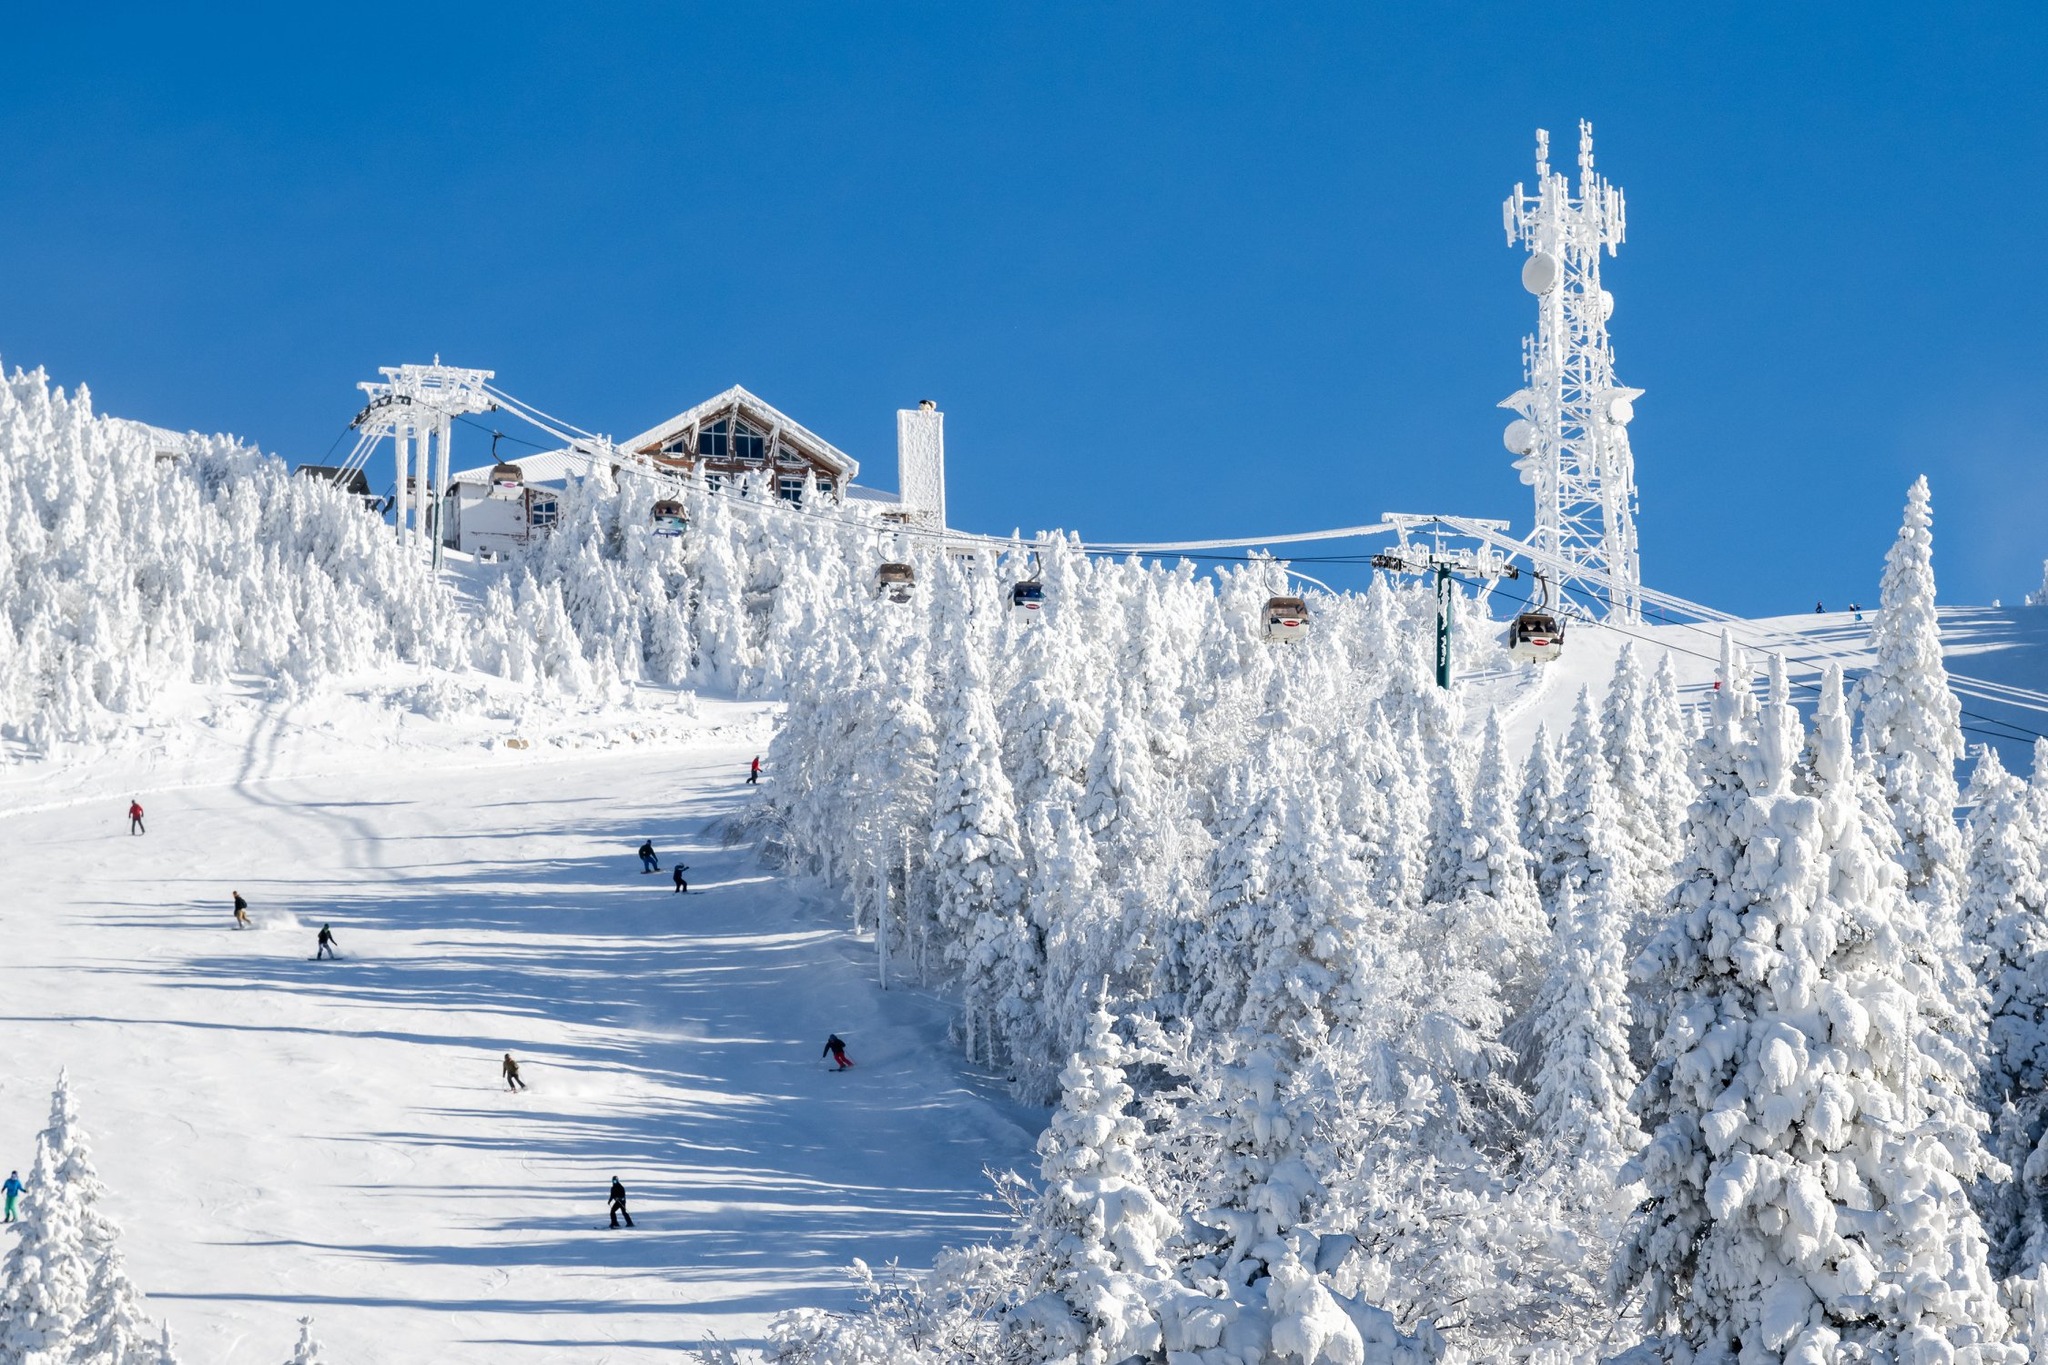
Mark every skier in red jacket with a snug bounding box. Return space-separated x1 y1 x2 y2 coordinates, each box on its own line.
128 800 145 835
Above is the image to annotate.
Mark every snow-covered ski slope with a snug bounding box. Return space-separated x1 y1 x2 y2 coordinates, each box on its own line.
0 698 1038 1362
4 603 2046 1361
1503 604 2048 775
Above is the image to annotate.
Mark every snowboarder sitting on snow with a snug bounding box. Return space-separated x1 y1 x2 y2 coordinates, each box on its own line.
2 1170 20 1222
128 800 145 835
316 924 338 960
502 1053 526 1091
233 891 251 930
672 864 690 894
637 840 660 874
823 1034 854 1069
608 1177 634 1228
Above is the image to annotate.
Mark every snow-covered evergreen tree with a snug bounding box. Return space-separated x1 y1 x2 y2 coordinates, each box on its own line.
1004 1007 1174 1364
926 636 1035 1069
1621 663 2016 1361
284 1315 326 1364
1858 478 1973 997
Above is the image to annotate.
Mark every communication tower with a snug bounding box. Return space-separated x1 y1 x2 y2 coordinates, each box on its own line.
1499 123 1642 622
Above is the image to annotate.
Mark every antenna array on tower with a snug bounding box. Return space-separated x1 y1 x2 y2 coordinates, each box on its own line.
1499 122 1642 622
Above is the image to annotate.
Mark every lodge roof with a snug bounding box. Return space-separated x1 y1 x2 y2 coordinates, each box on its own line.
622 385 859 481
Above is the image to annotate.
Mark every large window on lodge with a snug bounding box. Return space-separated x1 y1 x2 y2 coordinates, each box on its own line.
697 417 767 464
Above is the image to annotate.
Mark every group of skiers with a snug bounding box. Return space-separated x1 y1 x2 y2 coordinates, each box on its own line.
109 755 792 1235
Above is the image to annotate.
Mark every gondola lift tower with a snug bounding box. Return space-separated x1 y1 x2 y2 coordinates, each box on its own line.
1500 122 1643 623
350 359 497 569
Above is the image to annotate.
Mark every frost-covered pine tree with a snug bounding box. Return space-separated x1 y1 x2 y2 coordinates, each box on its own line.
1858 478 1971 971
1604 643 1685 930
1621 663 2016 1362
1518 722 1569 917
926 636 1034 1068
1004 1007 1174 1364
0 1074 103 1363
76 1241 154 1365
1962 743 2048 1273
285 1315 326 1364
1523 833 1644 1184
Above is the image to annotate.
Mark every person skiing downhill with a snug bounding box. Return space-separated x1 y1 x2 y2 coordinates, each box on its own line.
608 1177 634 1228
232 891 251 930
128 800 145 835
672 864 689 894
747 756 761 785
316 924 338 960
2 1170 20 1222
637 840 660 874
502 1054 525 1091
823 1034 854 1070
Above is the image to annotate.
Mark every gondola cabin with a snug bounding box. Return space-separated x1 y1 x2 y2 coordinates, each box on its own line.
1010 581 1045 617
488 463 525 499
1263 596 1310 643
651 500 687 537
877 562 916 603
1508 612 1564 664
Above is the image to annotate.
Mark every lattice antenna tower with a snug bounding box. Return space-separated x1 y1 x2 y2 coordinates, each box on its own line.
1499 123 1642 622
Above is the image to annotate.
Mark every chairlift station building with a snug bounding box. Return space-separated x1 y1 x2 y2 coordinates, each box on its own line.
436 385 947 559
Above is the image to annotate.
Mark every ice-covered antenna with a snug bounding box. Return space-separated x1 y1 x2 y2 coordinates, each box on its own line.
1499 121 1642 622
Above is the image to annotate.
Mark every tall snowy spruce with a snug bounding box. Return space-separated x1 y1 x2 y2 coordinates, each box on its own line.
1962 743 2048 1275
1858 479 1980 1033
1004 1007 1175 1364
0 1072 176 1365
926 633 1036 1070
1621 662 2014 1362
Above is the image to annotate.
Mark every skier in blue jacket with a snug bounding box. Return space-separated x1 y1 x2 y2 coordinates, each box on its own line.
2 1170 22 1222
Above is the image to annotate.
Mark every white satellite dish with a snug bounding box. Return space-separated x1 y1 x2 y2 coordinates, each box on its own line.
1609 397 1635 424
1503 418 1536 455
1521 252 1561 295
1598 289 1616 321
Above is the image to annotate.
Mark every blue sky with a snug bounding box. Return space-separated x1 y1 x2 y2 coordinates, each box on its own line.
4 4 2045 614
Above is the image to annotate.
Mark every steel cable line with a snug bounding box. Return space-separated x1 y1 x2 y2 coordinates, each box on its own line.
1455 572 2048 751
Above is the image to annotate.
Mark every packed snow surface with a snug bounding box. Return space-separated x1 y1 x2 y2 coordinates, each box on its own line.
0 705 1037 1361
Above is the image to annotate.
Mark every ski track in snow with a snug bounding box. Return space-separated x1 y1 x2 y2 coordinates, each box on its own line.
0 728 1040 1362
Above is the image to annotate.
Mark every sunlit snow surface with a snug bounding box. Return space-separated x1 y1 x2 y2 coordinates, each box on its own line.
0 699 1037 1361
4 607 2046 1360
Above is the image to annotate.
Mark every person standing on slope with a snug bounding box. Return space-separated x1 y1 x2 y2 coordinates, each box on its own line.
637 840 660 874
608 1177 634 1228
672 863 690 894
822 1034 854 1070
502 1054 526 1091
316 924 338 960
2 1170 20 1222
128 800 145 835
232 891 251 930
747 756 761 785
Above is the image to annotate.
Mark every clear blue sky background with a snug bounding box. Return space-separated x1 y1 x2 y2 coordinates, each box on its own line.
4 4 2045 614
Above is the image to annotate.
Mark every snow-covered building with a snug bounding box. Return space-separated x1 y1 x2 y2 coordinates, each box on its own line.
623 385 858 505
440 385 947 557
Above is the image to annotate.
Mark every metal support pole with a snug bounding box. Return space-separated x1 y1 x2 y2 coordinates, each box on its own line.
394 430 413 544
877 846 890 991
1435 564 1453 689
431 418 450 573
413 426 432 556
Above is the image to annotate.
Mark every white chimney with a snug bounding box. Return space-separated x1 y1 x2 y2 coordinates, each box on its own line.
895 400 946 531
